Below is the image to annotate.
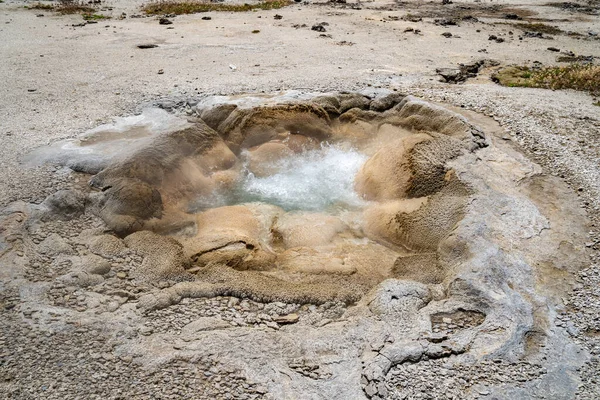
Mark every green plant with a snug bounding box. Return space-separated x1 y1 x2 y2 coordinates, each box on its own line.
83 13 110 20
493 64 600 97
142 0 291 15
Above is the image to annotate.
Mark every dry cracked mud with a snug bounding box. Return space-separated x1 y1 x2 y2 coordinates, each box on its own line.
1 0 599 399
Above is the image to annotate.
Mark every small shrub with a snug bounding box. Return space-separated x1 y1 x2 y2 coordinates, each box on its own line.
142 0 291 15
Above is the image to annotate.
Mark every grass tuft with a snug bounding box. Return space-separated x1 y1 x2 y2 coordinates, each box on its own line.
83 13 110 20
142 0 291 15
493 64 600 97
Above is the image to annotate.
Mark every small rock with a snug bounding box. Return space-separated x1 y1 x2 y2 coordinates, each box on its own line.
274 14 283 20
255 385 268 394
312 24 327 32
265 321 280 330
158 69 164 74
159 18 173 25
504 14 522 20
227 297 240 308
139 326 153 336
116 272 128 279
365 383 377 397
83 255 111 275
441 32 453 38
137 44 158 49
426 332 448 343
182 317 231 337
202 16 211 20
547 47 560 52
274 313 299 324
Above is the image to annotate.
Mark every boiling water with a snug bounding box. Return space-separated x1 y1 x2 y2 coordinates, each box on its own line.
193 145 368 212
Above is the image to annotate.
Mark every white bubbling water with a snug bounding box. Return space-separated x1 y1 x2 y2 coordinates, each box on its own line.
237 145 368 211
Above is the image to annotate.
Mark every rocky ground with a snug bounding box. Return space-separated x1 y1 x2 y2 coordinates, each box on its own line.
1 0 599 399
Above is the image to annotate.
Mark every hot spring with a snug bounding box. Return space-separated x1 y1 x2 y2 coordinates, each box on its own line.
25 91 485 303
13 90 590 400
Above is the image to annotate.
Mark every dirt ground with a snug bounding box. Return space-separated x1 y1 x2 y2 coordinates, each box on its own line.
1 0 599 398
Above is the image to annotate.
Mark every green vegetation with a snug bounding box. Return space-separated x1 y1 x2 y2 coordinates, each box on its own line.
142 0 291 15
83 13 111 20
493 64 600 97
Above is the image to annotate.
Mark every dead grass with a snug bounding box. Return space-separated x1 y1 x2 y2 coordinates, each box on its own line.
142 0 291 15
53 0 96 14
26 1 96 14
512 22 564 35
28 3 55 10
493 64 600 96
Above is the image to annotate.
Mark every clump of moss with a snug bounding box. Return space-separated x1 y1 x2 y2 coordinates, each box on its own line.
28 3 55 10
83 13 110 20
493 64 600 96
142 0 291 15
